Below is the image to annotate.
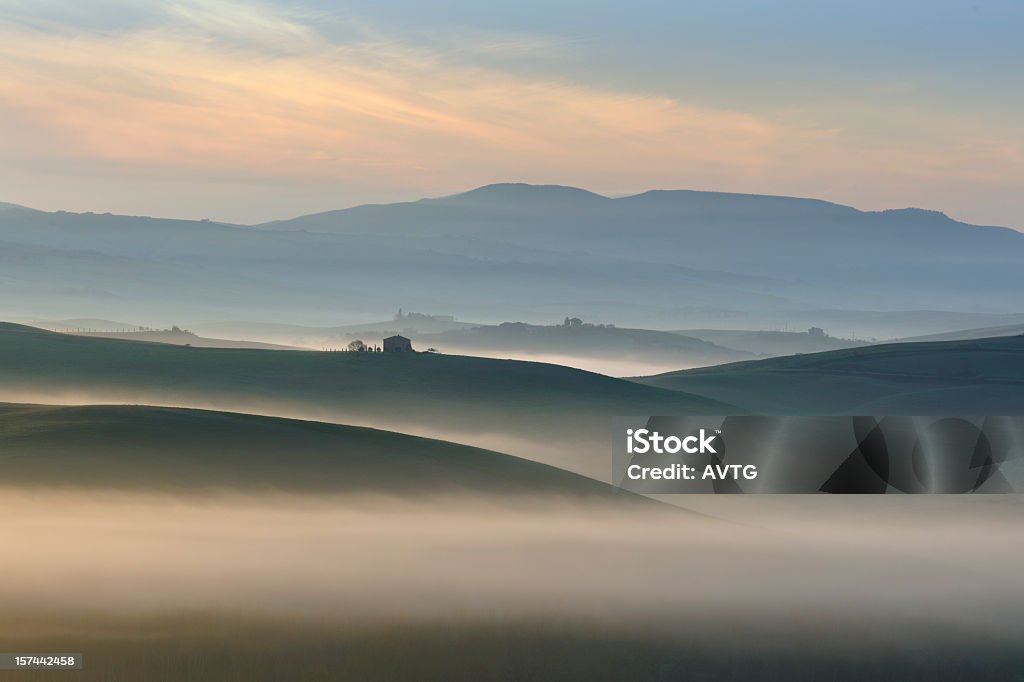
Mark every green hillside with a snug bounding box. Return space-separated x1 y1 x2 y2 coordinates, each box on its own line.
897 323 1024 343
0 322 729 413
0 323 736 476
0 403 632 497
635 336 1024 414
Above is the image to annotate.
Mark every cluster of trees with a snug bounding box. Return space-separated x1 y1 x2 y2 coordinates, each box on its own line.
346 340 378 352
561 317 614 329
344 339 437 353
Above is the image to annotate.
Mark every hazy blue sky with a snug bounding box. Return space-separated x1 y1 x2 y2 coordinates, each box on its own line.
1 0 1021 227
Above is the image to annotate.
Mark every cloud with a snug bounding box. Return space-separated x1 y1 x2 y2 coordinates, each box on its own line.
0 0 1021 227
0 2 801 180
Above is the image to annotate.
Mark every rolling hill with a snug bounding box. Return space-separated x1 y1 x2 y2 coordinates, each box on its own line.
634 336 1024 414
39 317 140 332
0 323 735 477
897 324 1024 343
671 328 868 356
409 322 751 373
188 314 480 348
0 403 635 498
72 329 306 350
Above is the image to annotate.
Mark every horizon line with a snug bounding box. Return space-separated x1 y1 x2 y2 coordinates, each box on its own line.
6 181 1011 231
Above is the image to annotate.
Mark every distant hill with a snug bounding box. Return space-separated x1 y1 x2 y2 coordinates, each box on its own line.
326 314 480 336
0 403 636 498
634 336 1024 414
72 329 306 351
38 319 308 348
771 309 1024 341
897 324 1024 343
439 182 610 207
39 318 140 332
412 322 751 371
3 183 1022 335
259 183 1024 316
674 328 868 356
0 200 798 327
0 236 336 323
183 312 1024 362
191 315 481 347
0 323 735 477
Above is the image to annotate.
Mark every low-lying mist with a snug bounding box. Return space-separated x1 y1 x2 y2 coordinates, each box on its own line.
416 349 699 378
3 488 1023 651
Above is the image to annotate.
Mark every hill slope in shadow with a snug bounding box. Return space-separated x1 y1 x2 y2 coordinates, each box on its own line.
0 403 636 499
634 336 1024 414
0 323 736 477
897 324 1024 343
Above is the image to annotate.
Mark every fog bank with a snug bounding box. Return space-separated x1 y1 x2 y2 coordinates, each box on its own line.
3 489 1022 650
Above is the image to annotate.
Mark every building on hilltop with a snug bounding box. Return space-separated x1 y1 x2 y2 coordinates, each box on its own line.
383 334 414 353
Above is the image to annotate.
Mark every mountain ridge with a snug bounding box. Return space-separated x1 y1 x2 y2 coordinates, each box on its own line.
2 184 1014 233
2 184 1021 332
257 183 885 228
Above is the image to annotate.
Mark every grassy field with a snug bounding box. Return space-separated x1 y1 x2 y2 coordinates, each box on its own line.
635 335 1024 414
0 403 640 498
0 322 737 476
0 323 728 413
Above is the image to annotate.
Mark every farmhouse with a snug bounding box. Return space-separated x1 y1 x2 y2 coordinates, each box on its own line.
383 334 414 353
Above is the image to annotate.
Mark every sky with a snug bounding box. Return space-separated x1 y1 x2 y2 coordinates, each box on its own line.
0 0 1021 227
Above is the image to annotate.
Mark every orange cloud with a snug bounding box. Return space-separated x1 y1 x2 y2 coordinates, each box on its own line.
0 5 802 183
0 1 1021 227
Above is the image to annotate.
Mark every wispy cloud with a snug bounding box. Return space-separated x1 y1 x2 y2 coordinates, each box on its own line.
0 0 1021 226
0 3 801 177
